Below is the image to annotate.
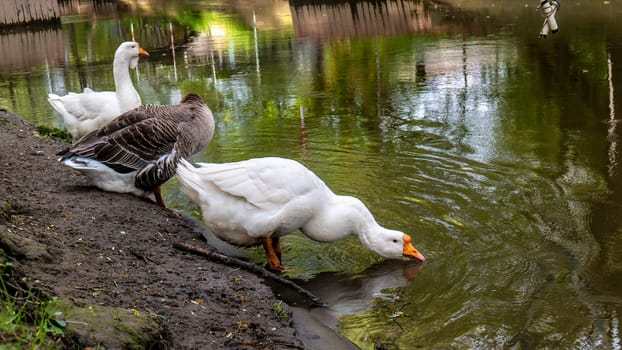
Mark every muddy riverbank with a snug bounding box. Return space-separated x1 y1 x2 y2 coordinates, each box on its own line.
0 108 357 349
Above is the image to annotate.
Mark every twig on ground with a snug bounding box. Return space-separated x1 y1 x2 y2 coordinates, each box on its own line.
173 241 323 306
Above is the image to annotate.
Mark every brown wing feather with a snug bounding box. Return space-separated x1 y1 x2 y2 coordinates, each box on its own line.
133 105 210 189
58 93 214 191
59 105 181 173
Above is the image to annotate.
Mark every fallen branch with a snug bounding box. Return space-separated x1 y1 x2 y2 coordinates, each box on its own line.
173 241 324 306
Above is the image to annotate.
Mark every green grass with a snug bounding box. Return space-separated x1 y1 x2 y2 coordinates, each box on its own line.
271 301 288 321
34 125 73 143
0 261 65 349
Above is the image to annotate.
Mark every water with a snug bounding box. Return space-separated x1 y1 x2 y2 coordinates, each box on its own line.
2 0 622 348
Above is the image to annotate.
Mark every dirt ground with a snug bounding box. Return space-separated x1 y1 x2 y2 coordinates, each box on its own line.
0 109 316 349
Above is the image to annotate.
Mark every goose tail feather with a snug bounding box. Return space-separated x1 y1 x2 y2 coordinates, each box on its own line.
176 158 204 205
47 93 67 115
48 93 80 138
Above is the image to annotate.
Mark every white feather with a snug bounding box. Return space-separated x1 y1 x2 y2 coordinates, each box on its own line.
61 157 145 196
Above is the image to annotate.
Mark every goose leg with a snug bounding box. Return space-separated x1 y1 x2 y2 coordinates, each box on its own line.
262 237 283 271
273 237 282 261
148 186 183 218
153 186 166 207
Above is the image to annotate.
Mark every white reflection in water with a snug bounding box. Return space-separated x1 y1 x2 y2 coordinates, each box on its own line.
608 51 618 178
385 39 509 163
301 261 423 329
614 311 621 350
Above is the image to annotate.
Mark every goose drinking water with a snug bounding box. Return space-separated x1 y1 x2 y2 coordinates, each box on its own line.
176 157 425 271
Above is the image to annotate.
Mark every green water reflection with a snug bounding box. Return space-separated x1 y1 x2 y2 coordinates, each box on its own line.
1 0 622 348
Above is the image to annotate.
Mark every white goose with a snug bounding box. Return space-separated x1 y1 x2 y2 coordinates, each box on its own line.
176 157 425 271
58 93 215 206
48 41 149 139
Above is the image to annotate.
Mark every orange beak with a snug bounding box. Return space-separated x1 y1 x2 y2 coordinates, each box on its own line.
403 234 425 262
138 47 149 56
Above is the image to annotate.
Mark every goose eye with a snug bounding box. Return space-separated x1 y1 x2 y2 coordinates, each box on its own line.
392 239 398 243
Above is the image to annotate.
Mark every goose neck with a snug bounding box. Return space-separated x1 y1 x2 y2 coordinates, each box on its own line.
113 62 134 92
303 195 377 243
113 60 140 109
